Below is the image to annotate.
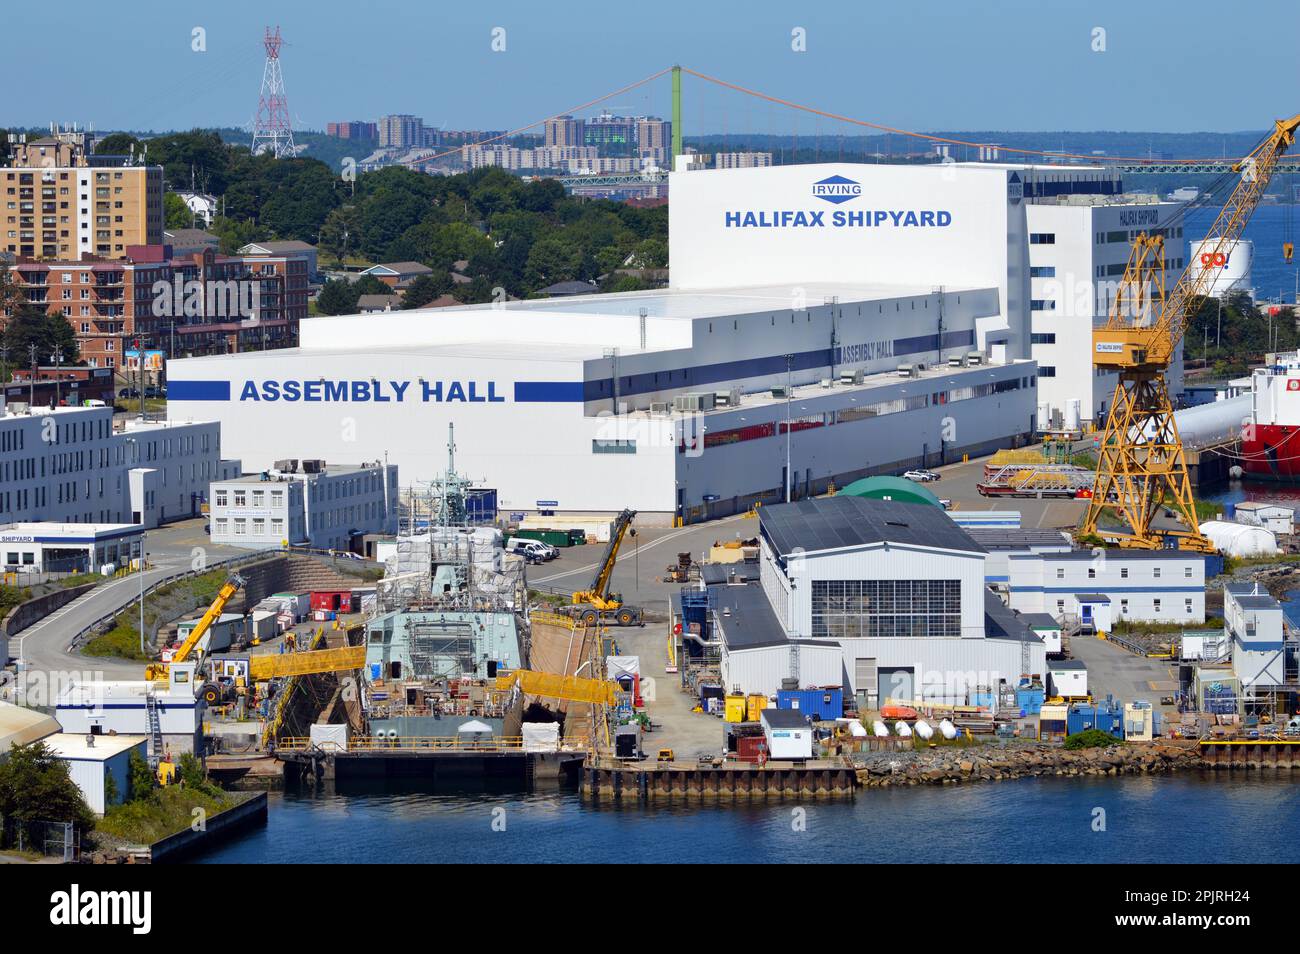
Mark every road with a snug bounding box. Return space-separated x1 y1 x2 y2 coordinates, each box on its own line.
8 519 247 688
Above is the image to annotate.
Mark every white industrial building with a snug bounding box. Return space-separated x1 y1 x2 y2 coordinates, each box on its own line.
1021 186 1186 427
1006 549 1206 626
42 733 147 815
208 460 398 551
163 160 1197 522
0 522 144 574
712 496 1047 709
1224 582 1289 691
55 662 203 756
0 404 240 529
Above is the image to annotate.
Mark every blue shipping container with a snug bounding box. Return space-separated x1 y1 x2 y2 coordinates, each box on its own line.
776 687 844 721
466 488 498 526
1016 686 1045 716
1066 701 1124 738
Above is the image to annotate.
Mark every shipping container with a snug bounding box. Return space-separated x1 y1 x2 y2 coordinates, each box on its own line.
736 734 768 764
746 693 768 722
310 590 354 613
776 687 844 721
1039 703 1069 741
511 529 572 548
1066 698 1124 738
724 694 748 723
1016 684 1045 716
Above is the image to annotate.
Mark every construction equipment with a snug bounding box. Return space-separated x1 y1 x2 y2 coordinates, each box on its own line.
563 508 643 626
977 463 1095 498
144 573 244 681
1082 114 1300 550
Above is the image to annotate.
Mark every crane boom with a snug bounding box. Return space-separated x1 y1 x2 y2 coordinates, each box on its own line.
145 573 244 681
573 508 635 610
1082 114 1300 550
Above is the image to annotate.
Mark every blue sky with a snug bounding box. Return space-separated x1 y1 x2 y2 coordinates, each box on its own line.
5 0 1297 135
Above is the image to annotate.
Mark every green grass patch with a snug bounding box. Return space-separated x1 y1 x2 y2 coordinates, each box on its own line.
1111 617 1223 636
1224 552 1300 574
98 785 234 845
910 733 982 750
82 567 232 660
1063 729 1123 750
0 585 33 618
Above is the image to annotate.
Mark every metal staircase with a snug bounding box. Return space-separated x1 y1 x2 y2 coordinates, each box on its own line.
144 690 163 767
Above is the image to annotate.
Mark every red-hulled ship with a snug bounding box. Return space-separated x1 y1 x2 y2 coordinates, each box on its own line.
1241 352 1300 479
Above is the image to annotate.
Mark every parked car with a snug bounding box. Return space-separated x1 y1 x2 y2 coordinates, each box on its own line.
903 469 940 482
506 538 551 563
144 385 161 399
118 387 140 398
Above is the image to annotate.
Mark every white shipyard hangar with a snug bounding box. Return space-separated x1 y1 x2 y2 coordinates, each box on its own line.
165 161 1142 524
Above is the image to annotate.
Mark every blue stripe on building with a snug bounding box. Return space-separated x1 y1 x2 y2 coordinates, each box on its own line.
168 329 983 405
169 380 231 401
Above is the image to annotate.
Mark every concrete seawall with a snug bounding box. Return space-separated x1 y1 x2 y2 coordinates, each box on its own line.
149 792 268 863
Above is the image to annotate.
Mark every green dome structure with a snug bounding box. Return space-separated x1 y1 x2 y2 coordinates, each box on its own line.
837 475 942 508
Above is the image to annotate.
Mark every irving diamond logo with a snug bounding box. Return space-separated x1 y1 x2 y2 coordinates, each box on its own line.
810 174 862 204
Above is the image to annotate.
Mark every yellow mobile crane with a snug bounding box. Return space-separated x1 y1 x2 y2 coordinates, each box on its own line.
563 508 643 626
1081 114 1300 550
144 572 244 681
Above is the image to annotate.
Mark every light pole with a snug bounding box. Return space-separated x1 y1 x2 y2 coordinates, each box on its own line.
785 353 793 503
138 549 149 656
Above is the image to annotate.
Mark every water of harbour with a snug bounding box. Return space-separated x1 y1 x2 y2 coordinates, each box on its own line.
198 774 1299 864
1184 204 1296 304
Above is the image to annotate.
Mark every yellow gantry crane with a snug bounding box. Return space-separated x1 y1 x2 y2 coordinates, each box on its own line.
1082 113 1300 551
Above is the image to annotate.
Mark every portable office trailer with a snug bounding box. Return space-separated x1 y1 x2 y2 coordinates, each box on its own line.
761 708 813 760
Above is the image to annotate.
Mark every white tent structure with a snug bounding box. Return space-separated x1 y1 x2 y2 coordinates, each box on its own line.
1199 520 1277 558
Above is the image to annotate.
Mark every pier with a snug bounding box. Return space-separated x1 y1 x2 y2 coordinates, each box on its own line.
1198 739 1300 771
580 759 857 801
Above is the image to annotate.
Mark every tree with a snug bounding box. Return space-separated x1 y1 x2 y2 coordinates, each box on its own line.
95 133 143 157
127 749 154 802
319 205 361 263
524 236 583 290
164 192 194 230
316 278 360 316
1 304 80 367
0 741 96 848
401 273 451 309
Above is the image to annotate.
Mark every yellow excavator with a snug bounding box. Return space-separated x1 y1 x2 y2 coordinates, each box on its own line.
1082 113 1300 550
562 508 642 626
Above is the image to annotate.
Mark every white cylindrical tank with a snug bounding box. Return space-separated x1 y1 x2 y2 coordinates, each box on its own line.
1174 394 1251 447
872 719 889 738
939 719 958 740
1191 238 1254 300
914 719 934 740
894 721 913 737
1037 403 1051 431
1064 398 1081 432
1198 520 1277 557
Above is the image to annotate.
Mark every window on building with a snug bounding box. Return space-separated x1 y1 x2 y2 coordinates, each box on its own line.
252 490 265 507
592 439 637 454
1087 567 1096 579
1120 599 1129 614
810 579 961 639
1184 566 1192 578
214 518 227 535
215 491 227 507
1056 567 1064 580
233 519 245 535
1153 566 1161 579
233 490 246 507
1029 266 1056 278
1185 598 1193 614
1030 299 1056 311
1153 598 1162 613
1120 567 1128 578
1029 233 1056 245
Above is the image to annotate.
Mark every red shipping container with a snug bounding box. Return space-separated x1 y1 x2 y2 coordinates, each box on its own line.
310 591 353 613
736 736 768 764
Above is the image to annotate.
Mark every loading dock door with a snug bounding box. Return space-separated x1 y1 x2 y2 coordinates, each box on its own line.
879 667 915 705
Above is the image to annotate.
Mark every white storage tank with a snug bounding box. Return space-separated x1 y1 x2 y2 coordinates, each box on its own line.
1064 398 1081 432
1190 238 1254 300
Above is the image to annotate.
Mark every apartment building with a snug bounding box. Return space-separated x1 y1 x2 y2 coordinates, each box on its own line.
3 244 308 367
0 404 239 529
544 115 586 148
327 121 378 140
1 157 163 261
208 460 398 552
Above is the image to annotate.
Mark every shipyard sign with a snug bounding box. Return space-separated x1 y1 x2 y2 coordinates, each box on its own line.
239 379 506 403
724 175 953 229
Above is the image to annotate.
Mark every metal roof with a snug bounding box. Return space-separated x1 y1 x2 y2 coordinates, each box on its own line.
1050 659 1088 671
760 496 985 558
966 528 1073 551
761 709 810 729
711 582 789 651
1074 593 1112 602
1235 594 1279 610
982 592 1044 644
1020 612 1062 629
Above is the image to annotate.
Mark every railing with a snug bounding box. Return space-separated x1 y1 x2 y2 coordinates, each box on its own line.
275 735 591 754
530 610 577 630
